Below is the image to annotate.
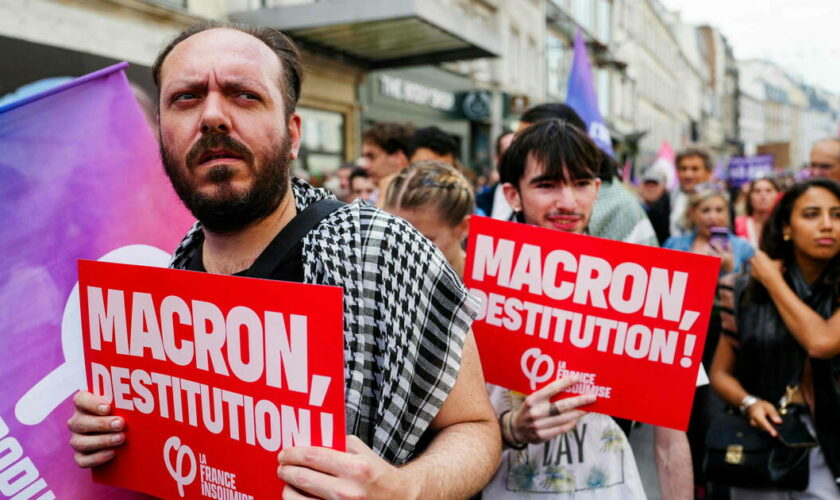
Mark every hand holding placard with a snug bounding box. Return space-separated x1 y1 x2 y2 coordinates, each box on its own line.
464 217 720 430
76 260 346 499
68 392 125 468
278 436 413 499
508 378 595 445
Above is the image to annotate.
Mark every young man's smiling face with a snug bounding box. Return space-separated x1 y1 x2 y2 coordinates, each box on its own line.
503 155 600 235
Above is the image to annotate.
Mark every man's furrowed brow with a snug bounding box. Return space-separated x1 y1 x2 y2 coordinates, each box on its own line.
219 77 270 95
163 78 207 95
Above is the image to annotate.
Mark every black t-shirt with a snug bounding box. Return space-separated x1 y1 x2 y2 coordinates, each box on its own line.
184 232 304 283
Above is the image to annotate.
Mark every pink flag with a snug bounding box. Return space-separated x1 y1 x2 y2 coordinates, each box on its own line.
654 141 678 190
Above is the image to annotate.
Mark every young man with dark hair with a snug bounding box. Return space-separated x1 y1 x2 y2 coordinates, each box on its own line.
484 119 692 499
348 167 376 203
518 103 657 246
407 126 460 166
67 21 500 499
360 122 413 201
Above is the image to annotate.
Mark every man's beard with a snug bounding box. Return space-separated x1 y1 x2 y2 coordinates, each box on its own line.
161 133 292 234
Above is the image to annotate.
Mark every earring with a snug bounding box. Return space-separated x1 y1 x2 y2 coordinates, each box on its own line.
783 233 791 241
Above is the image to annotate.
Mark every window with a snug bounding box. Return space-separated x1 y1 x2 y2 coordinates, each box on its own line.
296 107 345 175
597 0 611 43
572 0 595 32
597 69 610 117
508 28 521 85
545 31 568 99
144 0 187 7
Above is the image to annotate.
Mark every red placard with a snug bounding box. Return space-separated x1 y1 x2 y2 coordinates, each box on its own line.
78 260 345 499
464 217 720 430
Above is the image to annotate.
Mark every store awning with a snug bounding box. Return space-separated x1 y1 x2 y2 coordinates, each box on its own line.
230 0 500 69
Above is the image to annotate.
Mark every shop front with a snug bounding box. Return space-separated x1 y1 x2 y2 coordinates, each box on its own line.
360 66 478 170
294 52 363 177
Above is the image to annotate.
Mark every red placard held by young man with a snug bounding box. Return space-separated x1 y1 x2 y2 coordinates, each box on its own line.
464 217 720 430
78 260 346 499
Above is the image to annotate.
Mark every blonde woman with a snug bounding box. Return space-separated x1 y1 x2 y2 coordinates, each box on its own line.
382 160 474 277
664 184 754 275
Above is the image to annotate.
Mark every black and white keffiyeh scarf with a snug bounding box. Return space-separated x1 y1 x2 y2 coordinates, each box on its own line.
169 178 479 464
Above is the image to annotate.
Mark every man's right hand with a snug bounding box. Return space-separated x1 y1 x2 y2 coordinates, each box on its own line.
67 390 125 467
510 377 596 445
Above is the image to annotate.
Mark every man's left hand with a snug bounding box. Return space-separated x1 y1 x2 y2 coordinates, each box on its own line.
278 435 415 500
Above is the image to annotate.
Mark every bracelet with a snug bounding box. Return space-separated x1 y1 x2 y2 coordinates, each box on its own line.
499 410 527 450
739 395 760 415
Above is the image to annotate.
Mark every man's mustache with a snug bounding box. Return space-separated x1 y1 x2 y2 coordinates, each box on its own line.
549 211 585 218
185 133 254 169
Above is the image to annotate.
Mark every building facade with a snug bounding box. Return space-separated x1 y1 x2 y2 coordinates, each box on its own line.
738 59 838 168
4 0 837 178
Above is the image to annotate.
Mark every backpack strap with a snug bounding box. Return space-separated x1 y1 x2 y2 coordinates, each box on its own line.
241 198 345 278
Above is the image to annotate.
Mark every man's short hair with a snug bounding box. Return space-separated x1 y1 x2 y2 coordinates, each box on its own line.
520 103 616 182
495 128 513 154
362 122 414 156
500 119 601 187
349 167 369 185
520 103 587 132
675 144 713 171
407 127 459 159
151 21 303 115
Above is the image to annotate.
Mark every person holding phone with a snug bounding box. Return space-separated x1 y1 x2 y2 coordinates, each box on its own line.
664 184 754 275
710 178 840 498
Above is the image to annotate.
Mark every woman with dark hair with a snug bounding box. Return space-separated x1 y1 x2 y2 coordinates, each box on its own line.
710 178 840 498
735 177 781 248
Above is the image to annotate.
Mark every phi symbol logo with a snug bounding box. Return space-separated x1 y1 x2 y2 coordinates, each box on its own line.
163 436 197 497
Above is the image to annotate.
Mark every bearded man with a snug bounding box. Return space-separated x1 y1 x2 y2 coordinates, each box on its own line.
67 22 500 499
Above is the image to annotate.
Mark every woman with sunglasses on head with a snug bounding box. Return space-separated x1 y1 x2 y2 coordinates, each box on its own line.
710 178 840 498
664 184 755 275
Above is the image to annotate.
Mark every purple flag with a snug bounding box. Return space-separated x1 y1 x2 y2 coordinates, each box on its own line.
566 29 615 156
0 63 193 498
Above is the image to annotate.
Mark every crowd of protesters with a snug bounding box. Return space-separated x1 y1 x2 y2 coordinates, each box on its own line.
293 107 840 499
67 21 840 500
311 115 840 500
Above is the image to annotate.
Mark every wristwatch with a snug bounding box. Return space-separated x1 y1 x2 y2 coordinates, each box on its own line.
740 395 760 415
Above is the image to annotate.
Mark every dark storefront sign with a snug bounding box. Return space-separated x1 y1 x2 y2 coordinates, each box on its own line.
377 73 457 113
361 66 494 171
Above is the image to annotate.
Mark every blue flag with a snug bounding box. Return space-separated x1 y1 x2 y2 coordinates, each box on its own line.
566 29 614 156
